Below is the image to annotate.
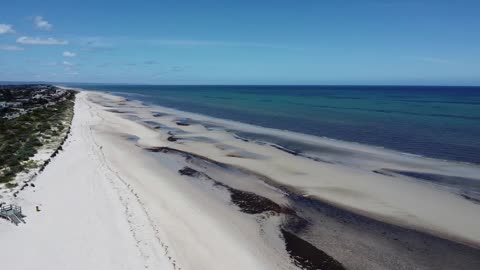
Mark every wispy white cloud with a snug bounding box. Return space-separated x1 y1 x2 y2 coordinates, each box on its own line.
63 61 77 73
0 45 24 51
74 36 293 52
150 39 226 46
79 37 115 51
34 16 52 30
63 51 76 57
17 36 68 45
149 38 291 49
0 24 15 34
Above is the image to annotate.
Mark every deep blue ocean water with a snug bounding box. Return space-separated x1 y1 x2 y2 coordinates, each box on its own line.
65 84 480 164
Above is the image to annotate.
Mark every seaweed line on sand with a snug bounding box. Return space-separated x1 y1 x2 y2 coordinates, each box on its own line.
146 146 346 270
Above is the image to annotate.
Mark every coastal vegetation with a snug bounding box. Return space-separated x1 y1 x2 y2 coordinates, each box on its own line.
0 88 76 184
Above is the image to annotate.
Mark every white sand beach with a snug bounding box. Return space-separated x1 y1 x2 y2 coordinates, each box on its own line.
0 92 172 269
1 90 480 270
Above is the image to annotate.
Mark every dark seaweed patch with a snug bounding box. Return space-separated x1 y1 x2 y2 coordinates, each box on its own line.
386 170 480 187
146 147 480 269
226 154 246 158
233 135 249 142
178 167 199 176
178 166 286 215
183 136 218 143
229 188 283 214
153 112 169 117
271 144 335 164
372 169 395 177
106 109 128 113
142 120 162 129
308 156 335 164
461 193 480 204
282 229 345 270
271 144 300 156
176 121 190 126
167 136 178 142
385 169 480 202
271 145 336 164
145 147 231 170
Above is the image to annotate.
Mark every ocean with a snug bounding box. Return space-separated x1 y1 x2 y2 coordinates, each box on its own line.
64 84 480 164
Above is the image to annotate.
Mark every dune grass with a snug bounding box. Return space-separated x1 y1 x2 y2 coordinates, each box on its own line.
0 92 76 184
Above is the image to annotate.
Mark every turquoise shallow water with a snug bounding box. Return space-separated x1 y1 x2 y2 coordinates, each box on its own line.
66 84 480 164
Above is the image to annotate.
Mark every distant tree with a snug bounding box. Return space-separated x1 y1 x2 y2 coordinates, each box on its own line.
1 90 14 101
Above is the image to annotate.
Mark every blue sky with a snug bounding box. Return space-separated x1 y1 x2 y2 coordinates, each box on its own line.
1 0 479 85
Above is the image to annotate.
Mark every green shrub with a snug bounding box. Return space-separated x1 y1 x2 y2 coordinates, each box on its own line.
5 182 18 188
0 89 75 184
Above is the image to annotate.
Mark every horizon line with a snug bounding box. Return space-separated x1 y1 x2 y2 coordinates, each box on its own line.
1 80 480 88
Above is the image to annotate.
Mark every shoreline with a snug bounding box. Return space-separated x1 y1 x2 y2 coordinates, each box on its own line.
89 90 480 244
62 87 473 167
1 89 479 269
94 85 480 165
85 89 480 266
96 88 480 173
